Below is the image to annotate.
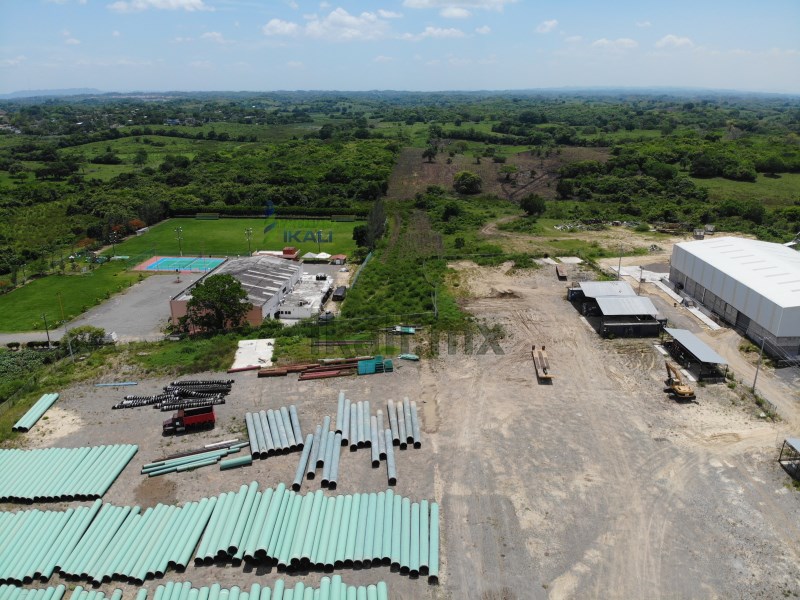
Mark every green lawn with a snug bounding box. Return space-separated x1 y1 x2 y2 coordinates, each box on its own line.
111 217 364 260
690 173 800 207
0 261 142 332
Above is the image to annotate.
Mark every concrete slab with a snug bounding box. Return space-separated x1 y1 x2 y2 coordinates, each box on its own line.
556 256 584 264
231 339 274 370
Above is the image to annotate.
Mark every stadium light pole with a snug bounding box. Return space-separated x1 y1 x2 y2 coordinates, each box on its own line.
174 226 183 257
41 313 51 349
245 227 253 256
317 230 322 253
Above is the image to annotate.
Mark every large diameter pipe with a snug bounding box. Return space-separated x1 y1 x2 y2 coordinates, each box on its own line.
410 401 422 449
243 488 274 561
390 493 401 569
402 398 414 446
312 496 336 569
276 494 303 568
309 495 331 567
356 402 365 449
349 403 358 451
328 433 342 490
384 430 397 486
409 501 420 577
395 402 407 450
287 491 316 568
315 416 331 468
306 427 321 480
298 490 325 566
321 431 336 487
292 434 315 491
428 502 440 583
353 493 370 568
333 495 353 570
280 407 297 450
362 401 371 448
400 497 411 574
387 400 399 446
361 492 377 569
245 413 259 458
258 484 288 560
369 417 379 468
265 489 293 561
323 494 345 569
341 399 351 446
335 392 345 434
376 410 386 460
289 405 303 449
372 491 385 567
258 411 275 456
220 455 253 471
267 410 286 452
419 498 430 575
227 481 260 555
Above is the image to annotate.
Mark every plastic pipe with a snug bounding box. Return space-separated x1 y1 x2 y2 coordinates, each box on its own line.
362 492 377 568
384 430 397 486
419 498 430 575
356 402 365 449
243 488 274 561
395 403 407 450
328 433 342 490
309 494 331 567
369 417 379 468
321 431 336 487
333 495 353 569
363 401 371 448
341 399 351 446
402 398 414 446
348 403 358 451
280 407 297 450
410 501 420 577
400 497 411 574
343 493 361 567
410 401 421 449
376 411 386 460
245 413 259 458
390 494 401 569
265 490 293 561
306 427 321 480
258 411 275 456
372 491 385 566
315 417 331 468
228 481 260 555
312 496 335 568
267 410 286 452
428 502 439 583
288 491 316 567
289 405 303 449
324 494 345 570
276 494 303 568
335 392 345 434
299 490 325 566
293 434 315 491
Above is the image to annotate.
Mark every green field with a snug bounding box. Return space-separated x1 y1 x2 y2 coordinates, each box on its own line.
113 217 363 259
690 173 800 207
0 262 142 332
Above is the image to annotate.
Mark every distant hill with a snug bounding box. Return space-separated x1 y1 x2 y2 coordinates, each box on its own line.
0 88 103 99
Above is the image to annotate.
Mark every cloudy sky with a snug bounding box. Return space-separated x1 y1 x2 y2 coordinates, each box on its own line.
1 0 799 94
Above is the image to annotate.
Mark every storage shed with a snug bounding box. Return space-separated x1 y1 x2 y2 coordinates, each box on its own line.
568 280 663 337
663 327 728 381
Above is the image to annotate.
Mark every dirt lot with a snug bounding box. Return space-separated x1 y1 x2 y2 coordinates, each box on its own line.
4 263 800 599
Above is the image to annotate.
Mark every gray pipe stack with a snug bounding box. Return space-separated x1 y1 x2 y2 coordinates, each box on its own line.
244 405 303 458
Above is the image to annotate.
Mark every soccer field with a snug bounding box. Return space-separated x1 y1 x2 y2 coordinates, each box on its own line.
112 218 363 259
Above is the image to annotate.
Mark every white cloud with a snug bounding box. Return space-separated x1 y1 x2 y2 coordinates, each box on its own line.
173 36 193 42
475 25 490 35
441 7 470 18
107 0 212 13
319 1 330 7
287 60 304 68
535 19 557 34
112 30 121 37
564 35 582 43
373 55 394 62
655 34 693 48
592 37 638 50
201 31 228 44
403 0 516 11
288 0 299 8
378 9 402 18
65 37 81 45
189 60 213 68
0 55 26 67
636 20 651 28
406 26 466 40
262 18 299 36
305 8 391 41
62 29 71 36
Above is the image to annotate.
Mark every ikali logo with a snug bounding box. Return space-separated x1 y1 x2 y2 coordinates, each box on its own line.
264 200 334 244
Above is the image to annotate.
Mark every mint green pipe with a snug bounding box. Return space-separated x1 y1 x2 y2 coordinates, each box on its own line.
382 490 394 564
409 501 420 576
361 493 377 567
88 505 141 581
62 503 115 575
243 488 273 561
333 494 352 569
272 580 284 600
419 499 429 575
129 504 175 582
219 455 252 471
152 503 195 578
330 575 342 600
265 489 293 560
399 497 411 574
176 497 216 569
177 458 221 472
310 495 333 567
41 500 102 580
323 494 345 569
372 492 384 565
353 493 371 566
227 481 259 555
298 490 324 566
318 578 330 600
375 583 387 600
366 586 376 600
390 494 401 568
259 486 288 560
217 484 249 558
346 588 355 600
234 490 263 563
278 492 306 568
127 504 172 580
343 493 361 567
288 491 316 567
258 585 271 600
135 588 149 600
195 494 227 564
429 501 439 582
355 587 365 600
104 506 152 581
209 583 221 600
204 491 236 563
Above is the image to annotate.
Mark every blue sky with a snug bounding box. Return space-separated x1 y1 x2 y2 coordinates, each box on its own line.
1 0 799 94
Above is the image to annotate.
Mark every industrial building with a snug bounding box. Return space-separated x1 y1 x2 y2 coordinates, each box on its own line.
567 281 663 337
170 255 302 329
275 274 333 321
669 237 800 360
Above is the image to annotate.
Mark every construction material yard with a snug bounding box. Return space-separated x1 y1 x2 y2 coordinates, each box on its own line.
2 263 799 599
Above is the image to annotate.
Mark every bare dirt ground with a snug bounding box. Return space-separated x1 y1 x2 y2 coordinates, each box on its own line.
386 147 608 204
4 262 799 599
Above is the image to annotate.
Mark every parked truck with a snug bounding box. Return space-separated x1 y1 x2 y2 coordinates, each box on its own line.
162 405 216 435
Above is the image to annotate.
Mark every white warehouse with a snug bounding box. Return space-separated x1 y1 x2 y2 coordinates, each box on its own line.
669 236 800 360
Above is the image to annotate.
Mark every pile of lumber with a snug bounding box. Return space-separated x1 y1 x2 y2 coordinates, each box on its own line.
257 356 374 381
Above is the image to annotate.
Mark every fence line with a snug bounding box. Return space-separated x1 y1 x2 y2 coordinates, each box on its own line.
349 252 373 289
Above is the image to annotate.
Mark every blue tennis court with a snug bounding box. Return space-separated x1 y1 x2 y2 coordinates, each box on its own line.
139 256 226 272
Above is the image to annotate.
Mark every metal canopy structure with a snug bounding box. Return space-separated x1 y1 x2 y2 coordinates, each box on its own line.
664 328 728 365
596 296 659 317
578 281 636 298
778 438 800 479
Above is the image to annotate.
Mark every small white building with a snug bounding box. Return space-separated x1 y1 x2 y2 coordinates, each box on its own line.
275 274 332 321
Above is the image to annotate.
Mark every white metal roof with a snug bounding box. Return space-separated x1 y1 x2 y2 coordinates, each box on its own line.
672 237 800 309
664 328 727 365
596 296 659 317
578 281 636 298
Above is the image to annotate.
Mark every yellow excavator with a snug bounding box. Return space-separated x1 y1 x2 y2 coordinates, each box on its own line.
664 361 696 401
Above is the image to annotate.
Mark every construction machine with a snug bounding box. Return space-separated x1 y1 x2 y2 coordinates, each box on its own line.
664 361 695 400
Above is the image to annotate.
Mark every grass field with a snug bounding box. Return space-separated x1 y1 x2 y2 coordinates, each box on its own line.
690 173 800 207
0 261 142 332
111 217 363 259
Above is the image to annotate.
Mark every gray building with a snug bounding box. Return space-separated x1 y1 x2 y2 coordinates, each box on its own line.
669 237 800 360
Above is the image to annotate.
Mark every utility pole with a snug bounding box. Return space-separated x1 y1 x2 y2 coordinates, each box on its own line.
317 230 322 253
245 227 253 256
109 231 118 258
57 291 66 324
752 334 767 393
42 313 51 349
617 244 623 280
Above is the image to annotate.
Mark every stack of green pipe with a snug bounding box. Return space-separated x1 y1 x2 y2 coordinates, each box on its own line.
195 483 440 580
0 585 66 600
141 443 247 477
12 393 60 432
150 577 388 600
67 587 125 600
0 445 138 503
